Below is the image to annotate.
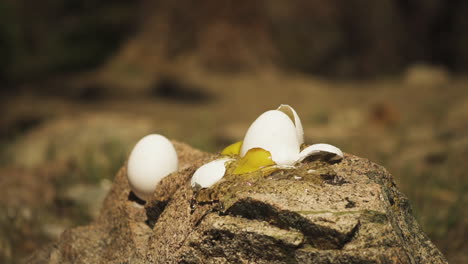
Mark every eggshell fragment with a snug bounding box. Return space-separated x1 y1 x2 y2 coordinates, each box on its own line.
296 143 344 163
127 134 178 201
191 158 234 189
277 104 304 145
241 110 300 165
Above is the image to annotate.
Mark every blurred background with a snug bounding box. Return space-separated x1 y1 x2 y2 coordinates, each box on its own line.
0 0 467 263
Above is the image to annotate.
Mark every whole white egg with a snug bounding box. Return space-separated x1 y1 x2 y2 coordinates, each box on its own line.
240 110 300 165
127 134 178 201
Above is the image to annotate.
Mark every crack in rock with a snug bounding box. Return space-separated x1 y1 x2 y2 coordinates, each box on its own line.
225 198 359 249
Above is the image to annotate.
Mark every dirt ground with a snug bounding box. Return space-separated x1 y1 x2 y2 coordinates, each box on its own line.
0 66 467 263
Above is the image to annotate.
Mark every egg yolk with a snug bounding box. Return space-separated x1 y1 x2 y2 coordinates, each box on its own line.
221 140 243 156
233 148 276 174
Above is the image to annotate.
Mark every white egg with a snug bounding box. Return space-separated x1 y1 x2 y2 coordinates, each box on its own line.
277 104 304 145
191 158 233 189
296 143 344 163
240 110 300 165
127 134 178 201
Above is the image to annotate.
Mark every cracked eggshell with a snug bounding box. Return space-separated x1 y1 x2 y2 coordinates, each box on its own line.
191 158 233 189
277 104 304 145
296 143 344 163
127 134 178 201
240 110 300 165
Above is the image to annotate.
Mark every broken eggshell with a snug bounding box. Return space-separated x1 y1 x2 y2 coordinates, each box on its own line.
240 110 300 165
296 143 344 163
209 104 343 181
277 104 304 145
127 134 178 201
191 158 234 189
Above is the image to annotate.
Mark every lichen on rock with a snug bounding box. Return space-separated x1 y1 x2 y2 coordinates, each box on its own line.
28 142 447 264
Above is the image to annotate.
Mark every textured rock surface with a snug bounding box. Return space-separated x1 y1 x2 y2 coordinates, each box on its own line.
29 142 447 264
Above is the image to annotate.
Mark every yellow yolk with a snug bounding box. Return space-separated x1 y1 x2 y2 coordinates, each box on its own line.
221 141 243 156
233 148 276 174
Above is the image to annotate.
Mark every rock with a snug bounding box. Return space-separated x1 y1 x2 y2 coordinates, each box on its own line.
28 143 447 263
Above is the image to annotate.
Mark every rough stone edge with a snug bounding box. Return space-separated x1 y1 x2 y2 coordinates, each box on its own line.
361 156 447 264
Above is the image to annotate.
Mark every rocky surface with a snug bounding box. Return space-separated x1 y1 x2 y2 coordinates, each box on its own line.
29 142 447 264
